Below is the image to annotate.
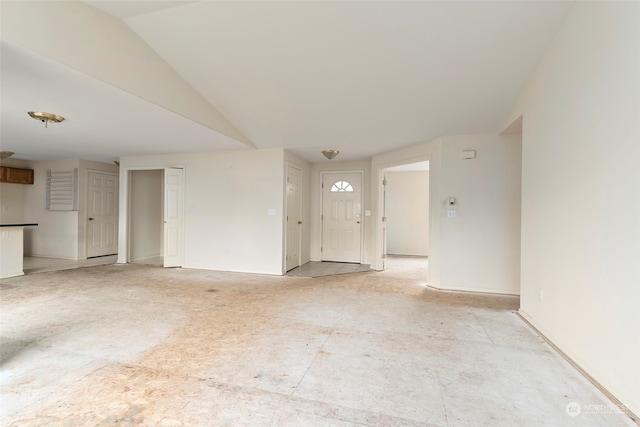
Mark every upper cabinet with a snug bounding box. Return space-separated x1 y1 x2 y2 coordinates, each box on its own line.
0 166 34 184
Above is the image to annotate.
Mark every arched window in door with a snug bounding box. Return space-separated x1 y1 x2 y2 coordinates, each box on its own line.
331 181 354 192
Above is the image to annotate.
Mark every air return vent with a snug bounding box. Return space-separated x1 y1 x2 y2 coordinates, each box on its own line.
46 169 78 211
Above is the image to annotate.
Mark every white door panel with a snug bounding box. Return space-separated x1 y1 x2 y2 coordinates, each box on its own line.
163 168 184 268
285 165 302 271
87 172 118 257
321 172 362 263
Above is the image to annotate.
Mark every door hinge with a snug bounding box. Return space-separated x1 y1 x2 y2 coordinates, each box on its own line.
382 179 387 186
321 246 323 252
382 216 387 222
286 216 289 221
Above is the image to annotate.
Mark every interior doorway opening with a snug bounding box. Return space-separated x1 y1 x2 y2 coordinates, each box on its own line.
128 169 163 266
381 161 430 281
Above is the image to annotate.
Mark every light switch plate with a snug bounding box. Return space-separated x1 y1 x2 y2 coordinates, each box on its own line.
1 231 9 238
267 208 277 216
447 210 457 218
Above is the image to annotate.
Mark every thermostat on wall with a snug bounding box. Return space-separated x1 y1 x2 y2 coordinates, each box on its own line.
461 150 476 160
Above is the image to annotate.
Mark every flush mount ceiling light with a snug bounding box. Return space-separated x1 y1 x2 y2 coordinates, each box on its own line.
0 151 15 159
322 149 339 160
28 111 65 128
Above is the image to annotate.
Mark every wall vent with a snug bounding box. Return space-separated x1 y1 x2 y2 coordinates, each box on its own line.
46 169 78 211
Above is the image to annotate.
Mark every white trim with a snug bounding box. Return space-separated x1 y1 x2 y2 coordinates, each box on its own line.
427 283 519 296
518 310 639 423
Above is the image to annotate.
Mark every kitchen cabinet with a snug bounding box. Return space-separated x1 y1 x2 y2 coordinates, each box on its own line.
0 166 34 184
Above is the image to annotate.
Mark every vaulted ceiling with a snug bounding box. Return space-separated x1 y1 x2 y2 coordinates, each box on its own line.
1 1 573 163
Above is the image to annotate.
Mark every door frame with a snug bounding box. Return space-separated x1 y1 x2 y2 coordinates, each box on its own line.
320 170 365 263
85 169 119 258
284 162 303 272
374 155 433 278
117 164 186 266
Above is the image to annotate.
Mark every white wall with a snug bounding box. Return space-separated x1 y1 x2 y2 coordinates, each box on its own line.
0 159 29 223
20 158 118 259
24 159 80 259
371 134 521 295
119 148 286 275
310 160 372 263
385 171 429 256
130 169 162 261
438 134 521 294
506 2 640 415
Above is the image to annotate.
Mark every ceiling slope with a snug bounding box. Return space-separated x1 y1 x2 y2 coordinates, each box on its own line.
118 1 573 162
0 41 250 162
1 0 253 149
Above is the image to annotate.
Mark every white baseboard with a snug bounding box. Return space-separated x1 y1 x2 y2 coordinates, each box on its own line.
427 282 519 296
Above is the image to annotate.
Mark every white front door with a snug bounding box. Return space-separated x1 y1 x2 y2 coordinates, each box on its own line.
87 171 119 257
322 172 362 263
163 168 184 268
285 164 302 271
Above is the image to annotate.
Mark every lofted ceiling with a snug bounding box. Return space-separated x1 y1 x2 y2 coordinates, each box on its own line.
1 1 574 163
0 41 249 162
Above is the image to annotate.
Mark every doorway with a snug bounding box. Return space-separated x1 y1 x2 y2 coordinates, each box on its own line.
126 167 184 268
129 170 163 265
380 161 430 278
321 171 363 263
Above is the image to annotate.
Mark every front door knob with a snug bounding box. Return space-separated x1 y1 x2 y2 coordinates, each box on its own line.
88 217 94 221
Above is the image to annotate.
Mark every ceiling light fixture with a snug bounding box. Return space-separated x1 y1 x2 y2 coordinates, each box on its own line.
28 111 65 128
322 149 339 160
0 151 15 159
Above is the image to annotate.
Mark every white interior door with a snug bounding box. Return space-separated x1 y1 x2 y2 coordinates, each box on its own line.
285 164 302 271
322 172 362 263
382 171 388 270
163 168 184 268
87 171 118 257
